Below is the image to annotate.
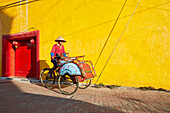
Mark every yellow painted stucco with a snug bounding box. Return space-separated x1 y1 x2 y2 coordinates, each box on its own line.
0 0 169 89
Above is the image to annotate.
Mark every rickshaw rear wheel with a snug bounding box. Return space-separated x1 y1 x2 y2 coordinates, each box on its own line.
58 75 79 95
79 79 91 89
40 68 56 89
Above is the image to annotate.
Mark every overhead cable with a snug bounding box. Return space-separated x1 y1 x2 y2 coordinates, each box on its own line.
95 0 141 84
94 0 128 67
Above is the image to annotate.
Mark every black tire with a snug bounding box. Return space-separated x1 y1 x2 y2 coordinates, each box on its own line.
58 75 79 95
79 79 91 89
40 68 56 89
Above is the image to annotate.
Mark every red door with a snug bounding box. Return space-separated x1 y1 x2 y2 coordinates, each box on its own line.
2 30 40 79
15 46 31 77
15 41 36 78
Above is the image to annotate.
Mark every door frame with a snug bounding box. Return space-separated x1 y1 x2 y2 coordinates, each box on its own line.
2 30 40 79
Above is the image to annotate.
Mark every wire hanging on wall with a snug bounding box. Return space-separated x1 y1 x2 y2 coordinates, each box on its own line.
95 0 141 84
94 0 128 67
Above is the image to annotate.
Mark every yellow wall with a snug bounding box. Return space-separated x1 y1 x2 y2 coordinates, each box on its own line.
0 0 169 89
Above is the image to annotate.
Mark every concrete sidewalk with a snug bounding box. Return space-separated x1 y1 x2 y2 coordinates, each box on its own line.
0 79 169 113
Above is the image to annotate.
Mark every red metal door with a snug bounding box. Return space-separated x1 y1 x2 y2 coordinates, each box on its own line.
15 42 36 78
2 30 40 79
15 46 31 77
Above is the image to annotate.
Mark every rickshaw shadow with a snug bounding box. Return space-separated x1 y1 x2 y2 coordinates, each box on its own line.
47 84 64 94
29 79 64 94
48 82 79 95
29 79 73 95
27 60 64 94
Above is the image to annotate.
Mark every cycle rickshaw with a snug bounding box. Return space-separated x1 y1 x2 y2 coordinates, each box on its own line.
40 54 97 95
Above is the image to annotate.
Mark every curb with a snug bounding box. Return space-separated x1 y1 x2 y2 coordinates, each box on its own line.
0 77 40 83
1 77 169 92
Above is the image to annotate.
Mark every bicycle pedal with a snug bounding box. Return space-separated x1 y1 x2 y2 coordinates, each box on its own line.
73 82 78 84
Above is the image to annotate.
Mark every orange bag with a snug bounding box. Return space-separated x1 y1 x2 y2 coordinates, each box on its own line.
78 62 94 82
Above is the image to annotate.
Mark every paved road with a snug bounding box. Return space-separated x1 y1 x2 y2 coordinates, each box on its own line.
0 79 169 113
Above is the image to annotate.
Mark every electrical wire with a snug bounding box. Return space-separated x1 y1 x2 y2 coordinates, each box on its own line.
94 0 127 67
0 0 27 10
95 0 141 84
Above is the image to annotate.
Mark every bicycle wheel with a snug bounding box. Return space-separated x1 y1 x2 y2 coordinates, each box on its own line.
40 68 56 89
58 75 79 95
79 79 91 89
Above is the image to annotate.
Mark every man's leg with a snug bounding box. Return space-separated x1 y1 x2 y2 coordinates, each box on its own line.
47 60 58 78
51 59 58 67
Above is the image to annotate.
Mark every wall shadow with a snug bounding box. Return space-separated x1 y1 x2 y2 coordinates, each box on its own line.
0 79 122 113
27 60 50 79
0 11 13 35
39 60 51 71
0 10 14 77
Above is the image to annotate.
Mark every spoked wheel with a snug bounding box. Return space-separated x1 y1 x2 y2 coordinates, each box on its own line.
58 75 79 95
40 68 56 89
79 79 91 89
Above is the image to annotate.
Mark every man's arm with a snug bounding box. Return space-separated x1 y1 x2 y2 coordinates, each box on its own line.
62 45 67 57
63 53 67 57
50 52 55 59
51 45 56 59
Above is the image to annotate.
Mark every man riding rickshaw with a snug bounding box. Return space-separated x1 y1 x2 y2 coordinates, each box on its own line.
40 36 97 95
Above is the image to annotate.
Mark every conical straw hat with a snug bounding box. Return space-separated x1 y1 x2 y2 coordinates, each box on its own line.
55 36 66 42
